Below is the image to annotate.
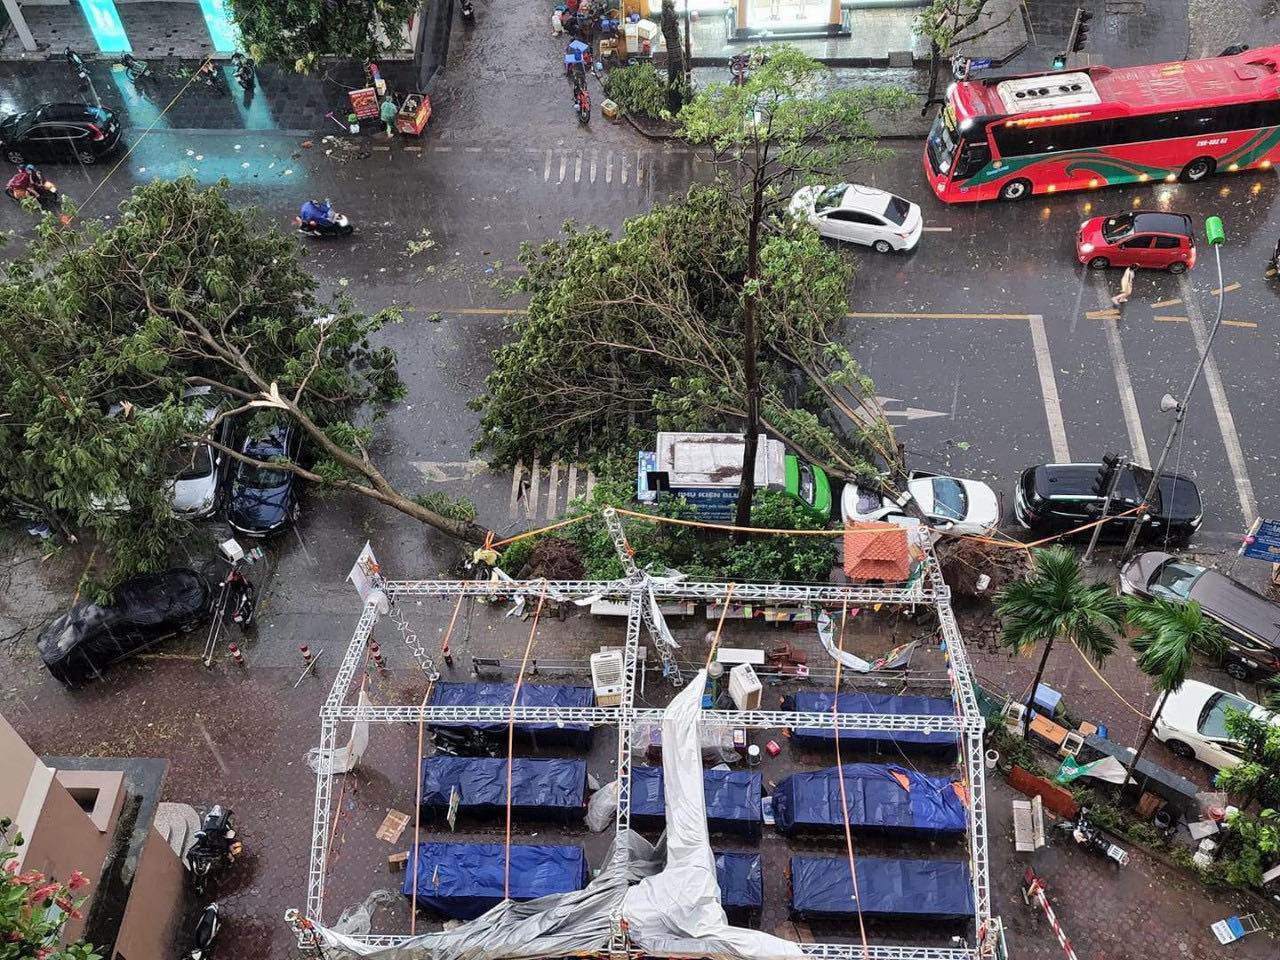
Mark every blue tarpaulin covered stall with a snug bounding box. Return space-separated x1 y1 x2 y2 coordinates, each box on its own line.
783 691 959 752
631 765 763 837
771 763 967 837
419 756 588 822
789 856 974 920
402 842 589 920
427 682 596 746
715 851 763 919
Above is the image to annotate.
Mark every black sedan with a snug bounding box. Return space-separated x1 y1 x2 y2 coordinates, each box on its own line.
1013 461 1201 544
1119 551 1280 680
227 424 302 536
37 568 212 683
1 103 122 165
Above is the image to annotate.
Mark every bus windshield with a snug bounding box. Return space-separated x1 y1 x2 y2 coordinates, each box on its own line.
927 110 960 174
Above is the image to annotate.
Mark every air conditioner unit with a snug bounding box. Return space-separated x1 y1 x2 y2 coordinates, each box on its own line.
591 651 625 707
729 663 762 711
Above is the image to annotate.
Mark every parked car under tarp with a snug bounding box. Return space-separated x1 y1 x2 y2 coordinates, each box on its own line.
783 691 960 752
36 567 211 683
401 842 589 919
715 851 763 921
631 765 763 838
789 855 974 920
427 681 597 747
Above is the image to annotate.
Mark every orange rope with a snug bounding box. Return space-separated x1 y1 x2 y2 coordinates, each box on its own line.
832 599 871 959
439 592 465 659
491 513 594 549
408 676 436 933
504 582 549 900
704 583 736 671
612 506 843 536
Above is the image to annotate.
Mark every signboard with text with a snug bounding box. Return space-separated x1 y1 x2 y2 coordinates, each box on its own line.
1240 518 1280 562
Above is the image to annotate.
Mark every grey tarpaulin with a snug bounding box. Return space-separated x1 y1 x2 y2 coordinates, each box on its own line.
309 670 801 959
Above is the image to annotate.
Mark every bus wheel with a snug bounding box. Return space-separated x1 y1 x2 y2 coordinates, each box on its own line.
1179 157 1214 183
1088 256 1110 270
998 178 1031 201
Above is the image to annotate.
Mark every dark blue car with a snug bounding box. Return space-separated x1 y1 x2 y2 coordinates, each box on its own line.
227 424 301 536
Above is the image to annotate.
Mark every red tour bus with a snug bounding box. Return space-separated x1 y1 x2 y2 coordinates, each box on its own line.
924 45 1280 203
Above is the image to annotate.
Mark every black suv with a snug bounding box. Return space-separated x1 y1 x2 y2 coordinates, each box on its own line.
1014 461 1202 544
1 103 122 165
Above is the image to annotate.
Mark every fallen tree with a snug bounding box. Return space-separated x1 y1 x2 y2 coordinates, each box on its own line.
0 178 485 583
473 185 902 485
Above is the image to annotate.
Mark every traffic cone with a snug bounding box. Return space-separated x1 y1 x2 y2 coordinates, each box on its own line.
299 644 314 667
369 641 387 670
442 637 454 668
229 643 246 667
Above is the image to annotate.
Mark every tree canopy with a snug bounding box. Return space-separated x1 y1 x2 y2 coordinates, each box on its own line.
472 185 898 482
229 0 419 72
0 178 483 584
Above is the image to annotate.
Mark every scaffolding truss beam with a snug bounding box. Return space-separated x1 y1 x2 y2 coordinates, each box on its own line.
326 937 979 959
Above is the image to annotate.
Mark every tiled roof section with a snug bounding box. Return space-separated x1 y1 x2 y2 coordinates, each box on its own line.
843 522 910 582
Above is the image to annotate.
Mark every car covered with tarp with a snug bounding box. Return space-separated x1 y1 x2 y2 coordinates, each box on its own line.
419 756 587 822
771 763 967 837
402 842 589 919
36 567 211 683
789 855 974 920
783 691 960 751
631 765 763 837
427 682 597 747
715 851 763 922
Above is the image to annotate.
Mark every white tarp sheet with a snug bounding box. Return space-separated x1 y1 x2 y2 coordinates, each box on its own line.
307 690 372 774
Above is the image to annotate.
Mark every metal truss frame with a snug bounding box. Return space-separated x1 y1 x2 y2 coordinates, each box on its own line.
303 523 994 959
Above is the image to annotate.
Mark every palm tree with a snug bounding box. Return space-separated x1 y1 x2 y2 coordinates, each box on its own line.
1123 596 1225 787
995 545 1125 738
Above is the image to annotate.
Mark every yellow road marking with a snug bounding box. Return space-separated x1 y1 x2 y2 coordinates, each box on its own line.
1212 282 1242 296
1086 308 1120 319
1151 297 1182 308
845 311 1033 321
1222 320 1258 328
1153 315 1189 322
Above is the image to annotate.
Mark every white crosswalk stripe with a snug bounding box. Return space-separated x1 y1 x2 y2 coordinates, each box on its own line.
507 454 596 519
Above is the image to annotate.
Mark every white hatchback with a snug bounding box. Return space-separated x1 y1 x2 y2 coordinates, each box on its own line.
789 183 923 252
841 472 1000 535
1153 678 1277 770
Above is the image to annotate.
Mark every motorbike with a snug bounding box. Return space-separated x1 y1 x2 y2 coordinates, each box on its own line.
65 46 90 91
119 53 151 82
295 211 354 237
431 726 501 758
574 82 591 125
5 171 58 206
184 806 242 893
222 569 256 629
1056 807 1130 867
230 53 255 92
461 0 475 20
185 904 220 960
1266 238 1279 278
193 60 227 94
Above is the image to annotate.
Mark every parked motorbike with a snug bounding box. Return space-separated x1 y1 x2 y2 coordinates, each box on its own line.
431 726 501 758
1266 238 1280 278
185 806 242 893
222 569 256 629
184 903 220 960
65 46 90 91
574 81 591 126
230 53 255 92
193 60 227 94
119 53 151 82
1056 807 1130 867
295 211 354 237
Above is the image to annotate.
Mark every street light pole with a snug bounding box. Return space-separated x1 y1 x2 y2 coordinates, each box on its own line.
1120 216 1227 561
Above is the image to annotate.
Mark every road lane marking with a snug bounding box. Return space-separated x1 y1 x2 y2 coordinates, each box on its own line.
509 461 525 518
434 146 452 152
527 455 541 518
574 152 582 183
590 150 598 183
1027 314 1071 462
1093 288 1150 468
846 311 1033 320
1151 297 1182 308
1222 320 1258 328
557 154 567 184
921 226 953 232
545 461 560 518
465 146 482 153
606 151 614 184
1211 282 1241 296
1153 315 1188 322
1086 308 1120 319
1180 276 1256 524
621 154 630 185
543 149 552 181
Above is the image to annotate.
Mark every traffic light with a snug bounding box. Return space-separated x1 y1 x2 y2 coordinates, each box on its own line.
1092 454 1122 497
1052 53 1068 70
1069 8 1093 54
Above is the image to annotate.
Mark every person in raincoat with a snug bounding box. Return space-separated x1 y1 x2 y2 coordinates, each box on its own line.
380 96 398 137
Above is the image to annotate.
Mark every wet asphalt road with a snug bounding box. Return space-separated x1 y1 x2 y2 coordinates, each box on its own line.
9 124 1276 550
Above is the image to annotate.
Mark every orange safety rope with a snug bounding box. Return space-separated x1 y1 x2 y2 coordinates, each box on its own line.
612 506 844 537
491 513 593 549
439 592 465 660
831 599 871 960
704 582 736 671
408 675 436 933
504 582 549 900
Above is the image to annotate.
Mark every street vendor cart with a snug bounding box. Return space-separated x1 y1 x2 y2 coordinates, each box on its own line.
395 93 432 135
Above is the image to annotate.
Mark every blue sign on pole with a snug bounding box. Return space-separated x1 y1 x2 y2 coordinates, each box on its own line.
1239 518 1280 561
968 58 994 70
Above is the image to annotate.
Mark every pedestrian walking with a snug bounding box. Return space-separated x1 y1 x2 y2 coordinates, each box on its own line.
1111 266 1134 307
380 96 398 137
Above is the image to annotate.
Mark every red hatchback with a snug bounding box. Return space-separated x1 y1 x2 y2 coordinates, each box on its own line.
1077 212 1196 273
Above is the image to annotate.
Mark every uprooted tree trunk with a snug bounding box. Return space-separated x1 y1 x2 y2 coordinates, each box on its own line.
661 0 686 113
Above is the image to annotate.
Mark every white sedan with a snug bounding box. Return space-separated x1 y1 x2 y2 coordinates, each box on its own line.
789 183 923 252
1154 678 1277 770
841 472 1000 535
